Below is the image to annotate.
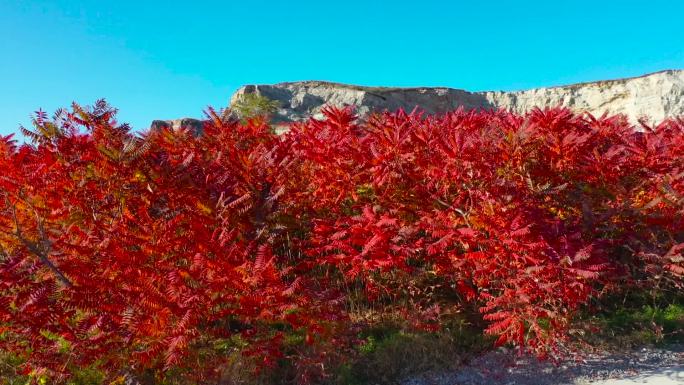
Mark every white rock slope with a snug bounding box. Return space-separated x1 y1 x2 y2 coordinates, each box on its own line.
229 70 684 124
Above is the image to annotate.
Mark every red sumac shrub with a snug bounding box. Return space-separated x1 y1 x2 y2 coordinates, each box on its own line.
1 101 683 382
0 104 326 382
281 107 684 353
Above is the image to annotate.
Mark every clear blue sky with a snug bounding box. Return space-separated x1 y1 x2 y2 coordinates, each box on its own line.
2 0 683 136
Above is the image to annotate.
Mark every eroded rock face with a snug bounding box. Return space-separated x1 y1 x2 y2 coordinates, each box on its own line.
150 118 204 136
480 70 684 124
228 70 684 124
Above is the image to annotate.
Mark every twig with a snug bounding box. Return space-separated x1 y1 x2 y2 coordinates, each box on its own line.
435 198 472 228
5 196 73 287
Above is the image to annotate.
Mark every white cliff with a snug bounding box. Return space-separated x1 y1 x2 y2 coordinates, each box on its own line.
228 70 684 124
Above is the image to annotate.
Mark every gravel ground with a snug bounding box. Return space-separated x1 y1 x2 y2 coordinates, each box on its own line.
402 344 684 385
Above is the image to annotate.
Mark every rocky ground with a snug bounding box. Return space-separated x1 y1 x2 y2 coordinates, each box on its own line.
402 344 683 385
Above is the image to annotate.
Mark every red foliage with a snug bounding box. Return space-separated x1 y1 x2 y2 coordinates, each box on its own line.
1 101 683 382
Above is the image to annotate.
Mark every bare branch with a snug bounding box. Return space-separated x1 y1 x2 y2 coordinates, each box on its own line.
5 196 73 287
435 198 472 228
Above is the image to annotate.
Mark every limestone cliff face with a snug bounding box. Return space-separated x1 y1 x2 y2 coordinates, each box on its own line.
150 118 204 136
480 70 684 124
228 70 684 124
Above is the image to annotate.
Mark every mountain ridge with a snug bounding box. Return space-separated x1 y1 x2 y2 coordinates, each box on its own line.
153 69 684 130
231 69 684 125
263 69 682 93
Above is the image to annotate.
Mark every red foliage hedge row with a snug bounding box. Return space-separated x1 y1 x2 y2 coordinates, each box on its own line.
1 101 683 382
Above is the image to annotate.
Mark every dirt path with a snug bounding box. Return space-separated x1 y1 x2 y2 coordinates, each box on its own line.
402 345 683 385
589 366 683 384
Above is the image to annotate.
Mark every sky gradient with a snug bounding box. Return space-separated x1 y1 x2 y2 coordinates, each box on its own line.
2 0 684 135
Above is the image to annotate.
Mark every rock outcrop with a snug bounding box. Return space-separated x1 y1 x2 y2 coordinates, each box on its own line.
228 69 684 125
150 118 204 136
